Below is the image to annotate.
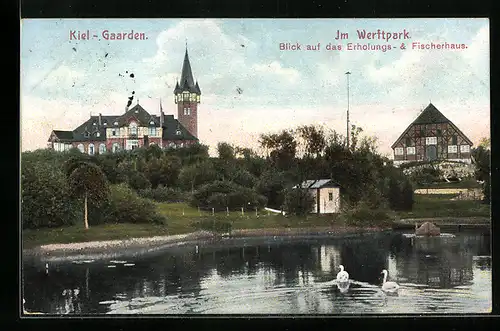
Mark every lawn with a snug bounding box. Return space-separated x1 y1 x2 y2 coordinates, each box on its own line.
23 197 490 249
396 194 490 219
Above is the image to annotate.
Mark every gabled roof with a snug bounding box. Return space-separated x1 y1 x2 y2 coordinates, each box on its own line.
49 130 74 142
174 48 201 95
391 103 473 149
162 115 198 141
412 103 451 124
115 104 160 127
293 179 339 189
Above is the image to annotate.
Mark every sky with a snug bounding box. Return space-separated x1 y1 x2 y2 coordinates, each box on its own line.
20 18 490 157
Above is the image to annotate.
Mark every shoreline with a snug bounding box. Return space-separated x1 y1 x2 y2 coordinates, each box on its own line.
22 226 390 262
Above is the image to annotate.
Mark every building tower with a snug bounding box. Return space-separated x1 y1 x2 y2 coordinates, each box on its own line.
174 47 201 138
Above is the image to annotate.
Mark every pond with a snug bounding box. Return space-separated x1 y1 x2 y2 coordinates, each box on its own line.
22 229 491 315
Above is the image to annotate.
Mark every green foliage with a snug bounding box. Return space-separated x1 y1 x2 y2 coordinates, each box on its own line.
102 184 167 225
256 170 287 209
128 171 151 190
177 160 218 191
21 161 80 229
283 187 315 216
217 142 235 160
68 162 110 206
472 146 490 204
190 180 267 210
137 186 185 202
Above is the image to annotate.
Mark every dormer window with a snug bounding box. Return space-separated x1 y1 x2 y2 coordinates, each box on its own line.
176 129 182 135
96 132 100 137
93 122 96 126
150 121 155 125
134 110 139 113
103 122 107 126
114 121 118 126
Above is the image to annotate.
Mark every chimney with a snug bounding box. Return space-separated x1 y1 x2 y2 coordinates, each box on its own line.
98 113 102 126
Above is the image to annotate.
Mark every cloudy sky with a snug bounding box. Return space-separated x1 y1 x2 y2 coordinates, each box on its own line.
20 18 489 157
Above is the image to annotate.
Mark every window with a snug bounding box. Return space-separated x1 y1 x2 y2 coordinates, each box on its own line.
126 139 139 150
88 143 95 155
103 122 107 126
451 136 457 145
176 129 182 135
114 121 118 126
77 144 84 153
99 143 106 154
112 129 116 136
406 147 416 155
112 143 119 153
129 122 137 135
394 147 404 155
425 137 437 145
437 129 442 136
460 145 470 153
180 142 184 148
405 137 412 146
328 192 333 201
96 132 100 137
169 142 175 148
93 122 96 126
149 127 157 136
150 121 155 125
84 131 89 137
448 145 458 153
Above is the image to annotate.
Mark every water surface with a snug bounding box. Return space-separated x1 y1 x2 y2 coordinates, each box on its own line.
22 230 491 314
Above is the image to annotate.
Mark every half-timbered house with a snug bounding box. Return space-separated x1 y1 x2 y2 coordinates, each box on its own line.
391 103 473 166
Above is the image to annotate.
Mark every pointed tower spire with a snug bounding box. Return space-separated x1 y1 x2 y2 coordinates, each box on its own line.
177 46 195 92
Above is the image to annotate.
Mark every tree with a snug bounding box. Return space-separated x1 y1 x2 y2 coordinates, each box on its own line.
178 160 219 192
68 162 110 229
296 124 326 158
283 187 315 216
259 129 297 170
217 142 235 160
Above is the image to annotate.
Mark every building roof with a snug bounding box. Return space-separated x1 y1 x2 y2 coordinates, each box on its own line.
174 48 201 95
49 103 198 143
162 115 198 141
391 103 473 149
50 130 74 141
115 104 160 127
412 103 451 124
294 179 339 189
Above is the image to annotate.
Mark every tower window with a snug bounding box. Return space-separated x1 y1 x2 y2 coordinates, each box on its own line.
183 107 191 116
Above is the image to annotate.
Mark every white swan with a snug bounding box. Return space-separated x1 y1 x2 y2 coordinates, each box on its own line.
336 265 349 283
381 269 400 294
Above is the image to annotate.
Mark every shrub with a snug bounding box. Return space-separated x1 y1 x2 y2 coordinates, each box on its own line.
137 186 186 202
128 172 151 190
283 187 315 216
101 184 167 225
21 162 80 229
190 180 267 210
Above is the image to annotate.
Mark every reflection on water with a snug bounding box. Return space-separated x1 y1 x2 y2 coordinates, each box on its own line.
22 230 491 314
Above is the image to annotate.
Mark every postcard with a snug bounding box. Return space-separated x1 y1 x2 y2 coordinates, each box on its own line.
20 18 491 315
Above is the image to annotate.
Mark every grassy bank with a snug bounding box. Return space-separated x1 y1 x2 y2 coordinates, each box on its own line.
396 194 490 219
23 194 490 249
